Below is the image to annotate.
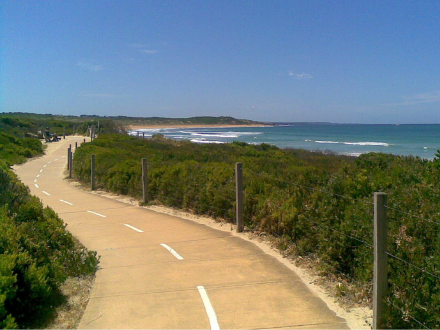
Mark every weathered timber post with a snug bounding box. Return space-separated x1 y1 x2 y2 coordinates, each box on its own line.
91 154 96 191
373 192 388 330
142 158 149 203
73 125 76 135
69 148 73 179
67 146 71 169
75 142 78 149
235 162 244 232
84 138 86 143
63 127 66 139
143 132 145 139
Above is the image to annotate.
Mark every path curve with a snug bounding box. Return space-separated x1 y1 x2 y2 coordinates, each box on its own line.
14 136 349 329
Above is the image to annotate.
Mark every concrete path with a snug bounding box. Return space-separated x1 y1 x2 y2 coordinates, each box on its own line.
14 136 349 329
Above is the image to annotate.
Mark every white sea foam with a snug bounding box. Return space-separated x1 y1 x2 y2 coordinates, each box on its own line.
315 140 340 144
344 142 389 146
315 140 389 147
180 130 262 138
190 132 240 138
342 152 363 157
190 139 224 144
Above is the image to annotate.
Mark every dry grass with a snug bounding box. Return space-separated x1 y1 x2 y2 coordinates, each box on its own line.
46 276 95 329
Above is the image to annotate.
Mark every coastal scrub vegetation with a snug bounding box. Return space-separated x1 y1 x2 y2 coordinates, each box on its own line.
0 162 99 328
73 133 440 328
0 112 124 138
0 132 43 166
1 112 259 137
0 117 100 328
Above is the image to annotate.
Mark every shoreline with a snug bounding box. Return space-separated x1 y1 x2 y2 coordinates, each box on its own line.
126 123 273 130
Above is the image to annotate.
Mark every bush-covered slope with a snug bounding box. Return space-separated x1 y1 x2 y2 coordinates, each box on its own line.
1 112 123 138
73 134 440 328
0 132 43 166
0 162 99 328
0 115 100 328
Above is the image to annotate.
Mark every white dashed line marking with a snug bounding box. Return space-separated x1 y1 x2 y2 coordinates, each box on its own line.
55 159 59 161
123 224 143 232
36 174 40 178
40 169 43 173
42 191 51 196
43 165 47 168
88 211 106 218
160 244 184 260
60 199 73 205
35 184 39 188
197 286 220 330
34 179 37 183
48 161 52 164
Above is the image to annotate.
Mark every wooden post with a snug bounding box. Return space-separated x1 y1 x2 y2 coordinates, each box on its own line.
143 132 145 139
373 192 388 329
63 127 66 139
235 162 244 232
91 154 96 190
67 147 71 169
69 148 73 179
75 142 78 149
73 125 76 135
142 158 149 203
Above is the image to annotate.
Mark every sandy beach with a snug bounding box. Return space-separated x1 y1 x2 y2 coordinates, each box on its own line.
126 123 272 130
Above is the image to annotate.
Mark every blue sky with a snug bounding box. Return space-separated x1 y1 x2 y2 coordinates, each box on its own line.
1 1 440 123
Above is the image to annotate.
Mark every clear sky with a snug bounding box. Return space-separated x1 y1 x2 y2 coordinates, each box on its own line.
1 1 440 123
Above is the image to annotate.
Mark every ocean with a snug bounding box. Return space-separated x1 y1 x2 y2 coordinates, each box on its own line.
130 123 440 159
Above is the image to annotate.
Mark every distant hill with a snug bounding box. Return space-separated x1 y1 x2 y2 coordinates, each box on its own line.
0 112 265 129
114 115 265 127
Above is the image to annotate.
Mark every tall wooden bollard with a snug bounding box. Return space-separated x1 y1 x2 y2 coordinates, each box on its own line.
235 162 244 232
142 132 145 139
373 192 388 329
69 149 73 179
142 158 149 203
91 154 96 191
63 127 66 139
67 147 71 169
75 142 78 149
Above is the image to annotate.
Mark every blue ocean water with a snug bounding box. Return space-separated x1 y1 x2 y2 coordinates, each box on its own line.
130 124 440 159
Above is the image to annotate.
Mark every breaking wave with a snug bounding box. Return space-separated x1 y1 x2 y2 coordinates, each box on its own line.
313 140 390 147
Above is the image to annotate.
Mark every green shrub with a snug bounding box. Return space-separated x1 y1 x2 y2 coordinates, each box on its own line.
72 134 440 328
0 163 99 328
